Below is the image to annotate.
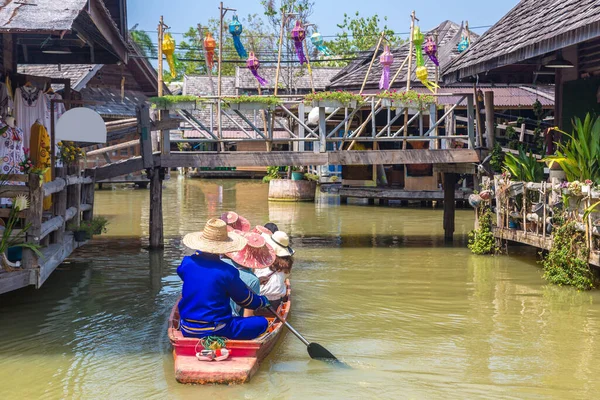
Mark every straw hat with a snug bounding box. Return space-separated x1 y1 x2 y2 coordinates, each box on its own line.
183 218 247 254
252 225 272 235
262 231 295 257
226 232 275 269
221 211 251 232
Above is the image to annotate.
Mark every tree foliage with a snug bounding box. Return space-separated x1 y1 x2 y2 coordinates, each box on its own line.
130 29 157 58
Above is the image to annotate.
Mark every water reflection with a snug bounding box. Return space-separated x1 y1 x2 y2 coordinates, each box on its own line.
1 177 600 399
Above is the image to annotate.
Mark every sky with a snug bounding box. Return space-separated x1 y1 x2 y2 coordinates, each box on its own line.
127 0 520 44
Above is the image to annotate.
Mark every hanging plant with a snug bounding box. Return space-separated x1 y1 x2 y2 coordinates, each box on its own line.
468 206 499 255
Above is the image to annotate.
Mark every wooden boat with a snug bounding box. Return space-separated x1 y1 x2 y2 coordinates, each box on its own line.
168 280 291 384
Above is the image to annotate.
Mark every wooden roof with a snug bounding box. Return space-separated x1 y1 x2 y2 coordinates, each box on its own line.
329 21 478 90
235 67 341 91
443 0 600 82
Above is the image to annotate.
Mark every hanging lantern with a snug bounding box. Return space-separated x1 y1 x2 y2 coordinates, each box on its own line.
310 31 331 56
457 36 469 53
424 36 439 66
229 15 247 59
412 27 425 68
246 52 268 86
162 33 176 78
291 20 307 65
204 32 217 69
379 45 394 90
416 66 439 93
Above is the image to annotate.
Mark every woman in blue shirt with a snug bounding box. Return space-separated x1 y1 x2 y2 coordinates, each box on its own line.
178 219 271 340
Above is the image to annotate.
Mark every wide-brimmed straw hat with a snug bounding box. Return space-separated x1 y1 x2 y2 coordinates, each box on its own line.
221 211 251 232
226 232 275 269
262 231 295 257
252 225 272 235
183 218 247 254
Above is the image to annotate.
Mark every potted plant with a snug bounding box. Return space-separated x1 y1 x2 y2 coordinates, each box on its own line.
90 216 109 235
304 91 363 109
286 166 304 181
224 95 282 111
0 194 42 271
148 95 199 111
68 221 90 242
376 90 436 112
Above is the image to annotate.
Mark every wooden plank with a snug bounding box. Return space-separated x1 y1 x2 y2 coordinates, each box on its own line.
94 156 145 181
82 169 95 222
43 178 66 197
80 204 92 212
2 174 28 182
0 208 27 218
37 234 80 288
149 167 164 249
330 150 481 165
40 216 64 240
138 104 154 169
0 269 34 295
433 164 476 174
86 140 138 156
65 207 77 222
162 152 329 168
0 186 29 198
338 187 469 200
152 117 182 131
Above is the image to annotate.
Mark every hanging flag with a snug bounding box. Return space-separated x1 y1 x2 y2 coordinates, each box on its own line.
457 36 469 53
162 33 176 78
204 32 217 69
229 15 247 58
424 36 439 66
310 31 332 56
247 52 268 86
379 45 394 90
291 20 307 65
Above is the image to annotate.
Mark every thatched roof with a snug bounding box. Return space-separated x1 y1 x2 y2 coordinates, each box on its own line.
443 0 600 82
328 21 477 90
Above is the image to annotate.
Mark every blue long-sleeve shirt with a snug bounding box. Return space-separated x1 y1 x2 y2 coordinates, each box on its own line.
177 253 268 332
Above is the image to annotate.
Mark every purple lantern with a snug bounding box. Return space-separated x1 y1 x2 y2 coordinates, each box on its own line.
379 45 394 90
424 36 439 66
291 20 307 65
246 52 268 86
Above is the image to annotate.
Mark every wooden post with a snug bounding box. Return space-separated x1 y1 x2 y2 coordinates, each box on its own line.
273 7 287 96
22 173 43 269
82 169 95 222
519 123 526 143
317 106 326 153
467 95 475 149
157 17 164 97
67 166 81 228
484 91 495 148
53 167 67 244
403 11 416 150
50 100 56 180
149 167 164 249
433 30 440 149
359 32 385 94
218 2 224 98
443 173 456 240
474 84 484 148
137 104 154 169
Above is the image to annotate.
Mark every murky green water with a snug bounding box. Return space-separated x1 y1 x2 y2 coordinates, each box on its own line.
2 175 600 399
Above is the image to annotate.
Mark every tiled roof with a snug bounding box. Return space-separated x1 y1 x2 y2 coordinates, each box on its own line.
329 21 479 90
18 64 97 89
80 87 146 118
184 130 292 139
235 67 342 91
443 0 600 80
0 0 87 32
183 75 234 96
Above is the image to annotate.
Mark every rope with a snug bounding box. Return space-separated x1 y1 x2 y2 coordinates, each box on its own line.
200 336 228 350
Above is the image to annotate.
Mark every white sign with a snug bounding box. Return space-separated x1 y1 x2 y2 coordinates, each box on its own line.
56 108 107 143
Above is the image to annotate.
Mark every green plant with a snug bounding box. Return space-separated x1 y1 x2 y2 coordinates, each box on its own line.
148 95 201 109
57 141 85 167
489 142 505 173
376 90 435 110
304 91 364 107
503 147 544 182
545 114 600 184
304 173 319 182
90 217 109 235
468 206 498 255
262 166 280 183
223 95 282 108
541 220 596 290
0 195 42 271
330 175 339 182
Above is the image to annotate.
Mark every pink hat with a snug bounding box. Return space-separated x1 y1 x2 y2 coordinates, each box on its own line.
221 211 251 232
252 225 272 235
226 232 275 269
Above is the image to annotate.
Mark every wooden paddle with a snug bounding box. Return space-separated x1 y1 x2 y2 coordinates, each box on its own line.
267 306 348 367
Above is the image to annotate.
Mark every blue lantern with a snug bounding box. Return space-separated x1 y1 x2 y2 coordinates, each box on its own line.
229 15 247 58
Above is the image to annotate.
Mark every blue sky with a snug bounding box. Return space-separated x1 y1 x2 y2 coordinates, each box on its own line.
127 0 519 42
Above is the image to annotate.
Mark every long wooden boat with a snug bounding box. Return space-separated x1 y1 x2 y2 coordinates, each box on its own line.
168 280 291 384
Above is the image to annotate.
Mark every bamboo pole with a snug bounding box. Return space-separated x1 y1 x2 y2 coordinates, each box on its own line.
157 16 164 97
273 8 287 96
218 2 224 97
403 11 416 150
434 30 439 149
304 39 315 94
359 32 385 94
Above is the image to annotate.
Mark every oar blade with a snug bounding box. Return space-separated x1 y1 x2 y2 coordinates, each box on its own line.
307 343 350 368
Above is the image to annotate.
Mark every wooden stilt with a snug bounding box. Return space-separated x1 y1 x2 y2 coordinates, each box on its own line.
22 173 43 269
484 91 495 149
53 167 67 244
149 167 164 249
403 11 417 150
67 166 81 228
443 173 456 240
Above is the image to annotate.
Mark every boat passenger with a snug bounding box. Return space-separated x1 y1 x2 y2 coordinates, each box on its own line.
178 218 271 340
264 222 279 234
222 231 276 318
221 211 251 232
255 231 295 315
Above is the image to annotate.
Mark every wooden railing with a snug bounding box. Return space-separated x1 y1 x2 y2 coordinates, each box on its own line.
0 167 96 270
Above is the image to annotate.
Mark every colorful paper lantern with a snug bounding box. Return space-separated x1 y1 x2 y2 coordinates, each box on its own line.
291 20 307 65
424 36 439 66
413 27 438 93
162 33 176 78
246 52 268 86
310 31 331 56
229 15 247 59
457 36 469 53
204 32 217 69
379 45 394 90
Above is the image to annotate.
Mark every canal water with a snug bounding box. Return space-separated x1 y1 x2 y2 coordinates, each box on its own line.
1 176 600 399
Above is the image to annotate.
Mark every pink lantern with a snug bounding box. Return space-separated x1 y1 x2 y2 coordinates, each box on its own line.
379 45 394 90
291 20 307 64
246 52 268 86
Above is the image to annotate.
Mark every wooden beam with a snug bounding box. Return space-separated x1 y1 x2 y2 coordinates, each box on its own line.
37 236 80 288
152 117 182 131
0 270 34 296
484 91 495 148
52 167 67 244
433 164 476 174
162 152 329 168
94 156 145 181
40 216 64 241
338 187 469 201
43 178 67 197
149 167 164 249
87 140 138 156
138 104 154 169
88 0 129 63
330 149 481 165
